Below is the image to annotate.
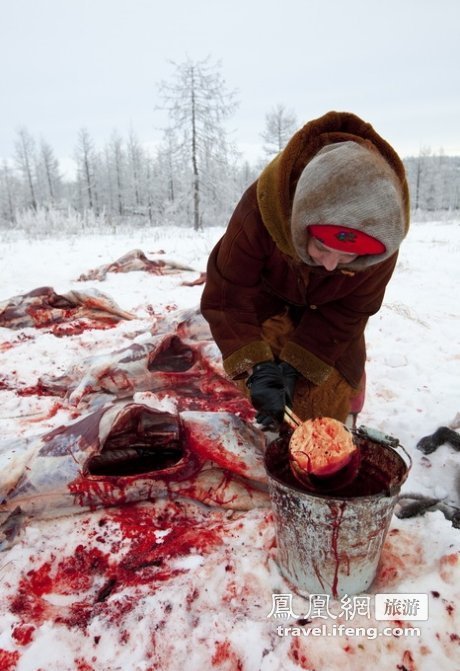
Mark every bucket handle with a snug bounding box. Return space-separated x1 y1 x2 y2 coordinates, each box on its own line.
355 425 412 471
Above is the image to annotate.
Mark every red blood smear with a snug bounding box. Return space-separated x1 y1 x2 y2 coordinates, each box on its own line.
74 661 95 671
288 639 312 670
120 334 255 417
154 363 255 419
330 501 347 598
9 503 224 633
174 468 256 509
10 562 52 622
108 504 223 578
0 376 63 397
11 624 35 646
0 650 20 671
17 383 57 397
68 477 131 510
0 334 34 351
27 306 76 328
211 640 243 669
54 545 110 593
26 562 54 596
182 424 249 475
50 319 118 337
28 402 62 422
10 548 110 629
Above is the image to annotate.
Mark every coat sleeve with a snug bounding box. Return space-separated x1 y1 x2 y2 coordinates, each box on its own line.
279 253 399 384
200 186 277 378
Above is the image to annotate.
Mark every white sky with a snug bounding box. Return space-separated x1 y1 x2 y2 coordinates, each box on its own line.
1 0 459 170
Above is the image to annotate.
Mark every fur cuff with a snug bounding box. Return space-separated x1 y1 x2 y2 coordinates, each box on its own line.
223 341 274 379
280 341 333 385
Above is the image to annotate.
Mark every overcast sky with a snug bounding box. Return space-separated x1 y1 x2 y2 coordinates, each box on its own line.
1 0 459 173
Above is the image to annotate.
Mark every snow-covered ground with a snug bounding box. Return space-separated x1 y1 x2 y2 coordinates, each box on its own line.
0 221 459 671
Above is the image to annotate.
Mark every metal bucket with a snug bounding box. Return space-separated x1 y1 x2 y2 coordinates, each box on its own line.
265 427 411 597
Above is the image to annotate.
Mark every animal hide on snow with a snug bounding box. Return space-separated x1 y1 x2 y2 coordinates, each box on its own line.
0 399 269 548
0 304 270 548
0 286 134 332
77 248 197 281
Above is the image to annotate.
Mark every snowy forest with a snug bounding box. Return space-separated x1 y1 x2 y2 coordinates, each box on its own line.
1 58 459 234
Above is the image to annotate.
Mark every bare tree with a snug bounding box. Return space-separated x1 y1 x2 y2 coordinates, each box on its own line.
14 127 38 210
260 104 298 158
75 128 97 212
127 128 144 210
37 139 61 204
157 56 238 230
0 160 17 223
404 149 460 213
109 131 126 215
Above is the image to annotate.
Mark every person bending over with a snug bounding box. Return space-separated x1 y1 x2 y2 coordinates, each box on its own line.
201 111 410 429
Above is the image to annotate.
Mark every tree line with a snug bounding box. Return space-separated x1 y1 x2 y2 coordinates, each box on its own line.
403 151 460 212
1 58 459 230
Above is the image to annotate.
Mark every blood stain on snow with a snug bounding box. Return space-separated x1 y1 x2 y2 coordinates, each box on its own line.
8 503 225 636
373 530 424 588
27 401 63 423
10 547 111 629
439 552 459 585
50 319 118 337
53 545 110 593
211 640 243 670
444 601 455 617
74 658 95 671
11 624 35 646
0 334 33 352
0 649 20 671
16 383 57 398
396 649 416 671
288 638 314 670
0 376 10 390
107 503 224 575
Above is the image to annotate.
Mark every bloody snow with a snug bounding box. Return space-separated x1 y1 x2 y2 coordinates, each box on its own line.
0 224 459 671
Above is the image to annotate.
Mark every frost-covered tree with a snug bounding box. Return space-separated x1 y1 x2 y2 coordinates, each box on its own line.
260 104 298 158
157 56 238 230
127 128 144 210
74 128 97 212
108 131 126 215
147 128 190 226
14 127 38 210
0 160 18 224
36 139 62 205
404 150 460 213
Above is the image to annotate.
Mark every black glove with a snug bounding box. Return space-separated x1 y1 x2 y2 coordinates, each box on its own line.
278 361 298 407
247 361 299 429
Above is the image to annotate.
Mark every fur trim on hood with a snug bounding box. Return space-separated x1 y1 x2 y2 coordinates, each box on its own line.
256 111 410 271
